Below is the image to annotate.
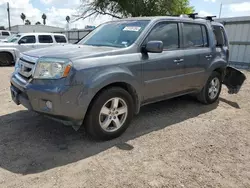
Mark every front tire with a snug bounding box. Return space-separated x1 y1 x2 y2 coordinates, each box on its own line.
85 87 134 140
0 52 13 66
197 71 222 104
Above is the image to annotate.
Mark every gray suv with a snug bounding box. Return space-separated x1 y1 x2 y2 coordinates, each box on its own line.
10 15 246 140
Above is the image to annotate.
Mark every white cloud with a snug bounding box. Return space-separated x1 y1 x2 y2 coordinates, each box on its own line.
40 0 81 8
204 0 250 4
0 0 112 30
229 2 250 12
40 0 54 4
221 0 250 4
0 0 42 28
204 0 216 2
199 10 214 16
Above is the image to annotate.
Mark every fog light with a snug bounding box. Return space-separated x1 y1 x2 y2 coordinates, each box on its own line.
45 101 52 109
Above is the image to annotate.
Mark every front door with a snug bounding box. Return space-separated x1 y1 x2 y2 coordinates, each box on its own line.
141 21 185 101
17 35 36 52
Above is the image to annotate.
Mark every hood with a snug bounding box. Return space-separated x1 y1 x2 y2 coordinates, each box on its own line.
23 44 121 60
0 43 18 48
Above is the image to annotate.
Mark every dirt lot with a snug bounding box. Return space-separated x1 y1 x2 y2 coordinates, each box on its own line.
0 67 249 188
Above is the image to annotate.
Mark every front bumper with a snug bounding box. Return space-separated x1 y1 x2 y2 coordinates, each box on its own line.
10 73 90 126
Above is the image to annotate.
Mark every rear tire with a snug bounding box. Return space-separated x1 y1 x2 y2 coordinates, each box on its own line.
197 71 222 104
85 87 134 140
0 52 13 66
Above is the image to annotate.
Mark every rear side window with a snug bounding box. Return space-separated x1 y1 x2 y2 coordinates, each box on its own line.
146 22 179 50
183 23 208 48
38 35 53 43
54 35 67 43
19 35 36 44
213 26 227 47
2 31 10 36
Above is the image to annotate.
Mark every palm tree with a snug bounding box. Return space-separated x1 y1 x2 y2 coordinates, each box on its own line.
66 16 70 23
25 20 31 25
42 13 47 25
20 13 26 24
35 21 41 25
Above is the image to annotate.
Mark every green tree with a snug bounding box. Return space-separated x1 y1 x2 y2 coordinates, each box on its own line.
66 16 70 23
20 13 26 23
25 20 31 25
75 0 194 21
42 13 47 25
35 21 41 25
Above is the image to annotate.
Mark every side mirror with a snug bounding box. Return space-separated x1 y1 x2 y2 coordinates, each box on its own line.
144 41 163 53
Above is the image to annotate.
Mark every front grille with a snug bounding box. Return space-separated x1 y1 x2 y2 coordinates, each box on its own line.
17 55 38 80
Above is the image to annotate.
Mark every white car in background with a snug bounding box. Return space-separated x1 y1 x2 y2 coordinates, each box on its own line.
0 33 68 66
0 30 11 40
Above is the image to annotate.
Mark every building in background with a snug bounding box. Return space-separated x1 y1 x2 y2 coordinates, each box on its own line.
7 25 64 34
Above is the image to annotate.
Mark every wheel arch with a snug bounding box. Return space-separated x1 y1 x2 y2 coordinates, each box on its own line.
0 51 15 63
88 81 141 116
213 67 226 80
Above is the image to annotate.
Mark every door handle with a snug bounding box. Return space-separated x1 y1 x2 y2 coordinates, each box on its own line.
205 55 212 58
174 59 184 63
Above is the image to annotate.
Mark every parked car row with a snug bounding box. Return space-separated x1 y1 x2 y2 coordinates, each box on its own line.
0 32 68 66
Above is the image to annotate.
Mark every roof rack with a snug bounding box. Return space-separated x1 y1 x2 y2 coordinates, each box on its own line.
186 13 216 21
187 13 198 19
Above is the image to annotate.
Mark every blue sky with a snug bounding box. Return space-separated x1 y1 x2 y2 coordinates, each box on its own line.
0 0 250 29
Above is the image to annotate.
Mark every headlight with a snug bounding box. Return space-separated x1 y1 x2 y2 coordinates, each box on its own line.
33 57 72 79
14 53 22 71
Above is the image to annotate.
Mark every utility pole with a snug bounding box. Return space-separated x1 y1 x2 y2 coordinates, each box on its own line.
219 3 223 18
7 2 11 30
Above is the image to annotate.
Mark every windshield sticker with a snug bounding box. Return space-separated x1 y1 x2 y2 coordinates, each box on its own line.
123 26 141 32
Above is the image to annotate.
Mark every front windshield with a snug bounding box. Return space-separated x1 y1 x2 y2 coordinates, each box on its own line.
79 20 150 48
8 34 21 43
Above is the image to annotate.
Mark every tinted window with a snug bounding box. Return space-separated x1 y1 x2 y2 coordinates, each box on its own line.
19 36 36 44
2 31 10 36
213 26 227 47
183 23 205 48
38 35 53 43
54 35 67 43
147 22 179 49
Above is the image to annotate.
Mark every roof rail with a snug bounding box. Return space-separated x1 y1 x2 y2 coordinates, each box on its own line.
204 16 217 22
187 13 198 19
186 13 217 21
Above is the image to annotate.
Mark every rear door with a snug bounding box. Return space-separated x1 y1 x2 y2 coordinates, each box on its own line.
141 21 185 101
36 35 54 49
181 22 213 90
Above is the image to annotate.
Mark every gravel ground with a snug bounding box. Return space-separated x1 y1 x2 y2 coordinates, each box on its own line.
0 67 249 188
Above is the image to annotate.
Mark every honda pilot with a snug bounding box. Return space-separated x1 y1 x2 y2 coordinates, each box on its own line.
10 15 246 140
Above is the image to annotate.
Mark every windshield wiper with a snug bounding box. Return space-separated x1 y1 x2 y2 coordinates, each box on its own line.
85 43 123 48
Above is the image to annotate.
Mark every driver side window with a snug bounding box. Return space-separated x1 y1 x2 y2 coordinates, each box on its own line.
19 36 36 44
146 22 180 50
